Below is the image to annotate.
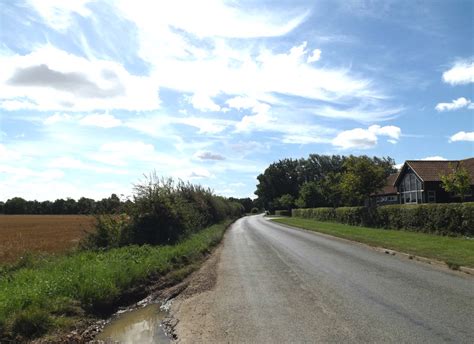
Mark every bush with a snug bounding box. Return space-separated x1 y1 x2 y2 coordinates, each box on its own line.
292 202 474 236
84 175 244 248
81 215 130 249
275 210 291 216
250 207 259 214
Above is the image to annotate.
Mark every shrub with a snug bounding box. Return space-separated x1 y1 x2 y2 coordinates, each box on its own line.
292 202 474 236
250 207 259 214
86 174 244 247
81 215 130 249
275 210 291 216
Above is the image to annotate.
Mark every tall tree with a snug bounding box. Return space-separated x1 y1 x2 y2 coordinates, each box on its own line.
339 156 389 206
255 158 300 210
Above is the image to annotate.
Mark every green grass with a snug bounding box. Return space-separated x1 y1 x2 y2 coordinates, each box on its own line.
272 218 474 268
0 220 230 341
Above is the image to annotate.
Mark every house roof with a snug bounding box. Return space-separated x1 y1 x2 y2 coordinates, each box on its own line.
380 173 398 194
395 157 474 184
372 173 399 196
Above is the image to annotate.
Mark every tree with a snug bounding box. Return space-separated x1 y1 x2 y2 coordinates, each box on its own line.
319 172 343 207
295 181 324 208
339 156 388 206
77 197 95 214
277 194 295 211
4 197 27 214
255 159 300 211
440 163 472 201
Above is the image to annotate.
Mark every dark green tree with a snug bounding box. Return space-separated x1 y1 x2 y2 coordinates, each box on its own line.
4 197 27 214
255 158 300 211
295 181 324 208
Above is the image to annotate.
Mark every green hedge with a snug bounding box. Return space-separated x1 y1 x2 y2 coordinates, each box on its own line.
275 210 291 216
292 203 474 236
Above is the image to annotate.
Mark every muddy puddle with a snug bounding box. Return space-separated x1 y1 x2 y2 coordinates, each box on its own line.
96 303 170 343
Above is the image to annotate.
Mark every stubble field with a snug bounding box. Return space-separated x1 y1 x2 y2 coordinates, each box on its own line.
0 215 96 264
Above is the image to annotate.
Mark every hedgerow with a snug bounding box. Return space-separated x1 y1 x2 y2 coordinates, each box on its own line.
292 202 474 236
274 210 291 216
82 175 244 249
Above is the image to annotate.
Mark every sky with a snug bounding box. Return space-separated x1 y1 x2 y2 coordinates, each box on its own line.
0 0 473 201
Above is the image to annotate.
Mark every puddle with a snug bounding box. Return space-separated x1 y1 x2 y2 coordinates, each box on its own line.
96 303 169 343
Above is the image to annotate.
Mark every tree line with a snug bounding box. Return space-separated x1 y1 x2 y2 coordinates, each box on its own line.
0 194 256 215
0 194 129 215
254 154 396 211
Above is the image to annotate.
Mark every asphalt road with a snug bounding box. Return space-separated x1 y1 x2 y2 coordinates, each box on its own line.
173 215 474 343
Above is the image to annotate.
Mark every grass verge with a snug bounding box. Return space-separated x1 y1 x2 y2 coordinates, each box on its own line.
272 218 474 268
0 220 231 341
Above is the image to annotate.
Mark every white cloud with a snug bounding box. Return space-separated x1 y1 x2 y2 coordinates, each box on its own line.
442 60 474 85
449 131 474 142
115 0 309 40
79 113 122 128
187 93 221 112
368 124 401 140
195 151 226 160
394 163 404 170
14 3 392 123
332 128 377 149
435 97 471 112
48 156 85 169
48 156 128 174
311 104 403 122
421 156 447 161
44 113 73 125
0 144 21 161
307 49 321 63
188 167 212 179
226 96 260 110
90 141 158 166
234 103 273 132
180 117 232 134
332 125 401 149
0 46 160 111
0 164 64 181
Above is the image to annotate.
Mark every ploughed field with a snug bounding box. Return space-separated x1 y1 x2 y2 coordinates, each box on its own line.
0 215 96 264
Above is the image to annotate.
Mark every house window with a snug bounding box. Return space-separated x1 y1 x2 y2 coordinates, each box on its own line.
428 191 436 203
400 171 423 204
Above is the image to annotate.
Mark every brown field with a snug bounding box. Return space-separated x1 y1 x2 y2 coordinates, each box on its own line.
0 215 96 264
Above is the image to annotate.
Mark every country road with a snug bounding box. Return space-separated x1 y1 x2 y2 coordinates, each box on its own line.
171 215 474 343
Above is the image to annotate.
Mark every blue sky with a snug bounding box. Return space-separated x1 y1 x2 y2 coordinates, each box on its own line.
0 0 473 201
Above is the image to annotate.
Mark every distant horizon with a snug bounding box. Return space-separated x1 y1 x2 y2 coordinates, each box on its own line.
1 0 473 201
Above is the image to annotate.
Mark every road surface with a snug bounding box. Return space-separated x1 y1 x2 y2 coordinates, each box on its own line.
171 215 474 343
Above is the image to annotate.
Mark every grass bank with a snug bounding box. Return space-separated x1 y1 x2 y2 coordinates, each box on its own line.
272 218 474 268
0 220 231 341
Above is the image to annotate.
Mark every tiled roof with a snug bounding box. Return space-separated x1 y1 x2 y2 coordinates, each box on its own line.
404 157 474 182
380 173 398 194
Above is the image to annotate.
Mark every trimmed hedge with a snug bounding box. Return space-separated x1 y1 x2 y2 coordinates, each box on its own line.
275 210 291 217
292 203 474 236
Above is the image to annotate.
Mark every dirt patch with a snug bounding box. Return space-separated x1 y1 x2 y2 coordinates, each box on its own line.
164 240 225 342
